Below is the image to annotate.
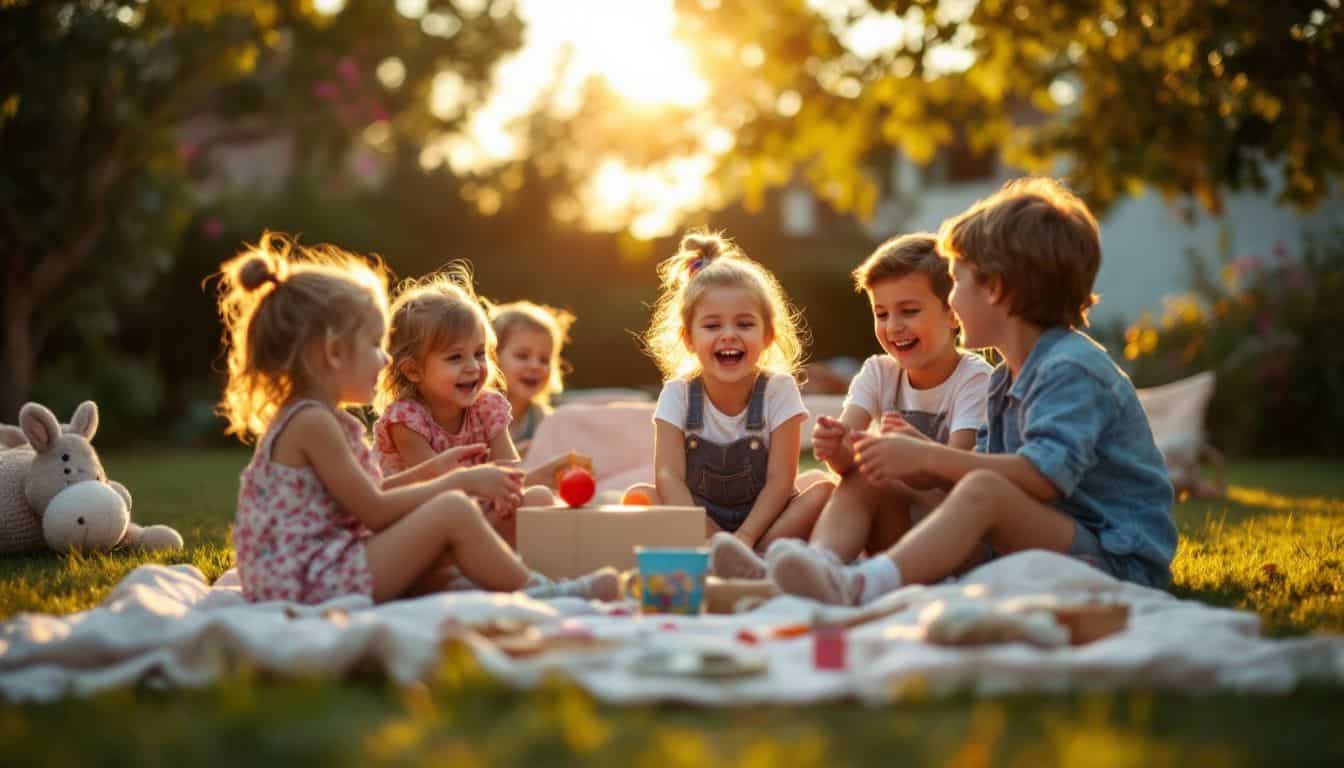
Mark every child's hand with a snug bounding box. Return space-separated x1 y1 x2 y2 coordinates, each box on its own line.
879 412 932 441
456 465 524 509
851 433 926 489
812 415 850 463
434 443 488 473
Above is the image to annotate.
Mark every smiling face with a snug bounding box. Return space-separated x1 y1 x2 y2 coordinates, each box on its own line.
404 320 490 412
948 260 1003 350
498 325 556 405
867 273 960 371
684 285 772 385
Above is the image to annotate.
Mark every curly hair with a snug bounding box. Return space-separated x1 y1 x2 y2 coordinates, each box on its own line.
375 263 501 413
214 232 390 441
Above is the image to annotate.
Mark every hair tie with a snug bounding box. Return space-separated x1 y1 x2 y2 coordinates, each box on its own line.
263 272 281 288
688 256 709 276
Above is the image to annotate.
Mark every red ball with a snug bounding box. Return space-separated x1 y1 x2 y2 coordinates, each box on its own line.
557 466 596 508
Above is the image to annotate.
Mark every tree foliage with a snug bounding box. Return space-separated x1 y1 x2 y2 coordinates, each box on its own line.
674 0 1344 217
0 0 521 419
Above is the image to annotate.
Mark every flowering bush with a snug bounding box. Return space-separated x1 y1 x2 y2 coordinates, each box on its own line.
1116 238 1344 457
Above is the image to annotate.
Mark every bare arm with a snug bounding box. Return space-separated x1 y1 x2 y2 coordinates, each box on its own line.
489 429 520 464
285 408 460 532
735 415 804 546
947 428 977 452
388 423 437 473
652 419 695 506
859 434 1060 502
382 443 488 490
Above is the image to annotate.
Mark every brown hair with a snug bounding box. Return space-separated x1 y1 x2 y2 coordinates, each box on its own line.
937 177 1101 328
642 230 806 380
375 263 500 413
490 301 576 401
215 232 390 441
851 233 951 303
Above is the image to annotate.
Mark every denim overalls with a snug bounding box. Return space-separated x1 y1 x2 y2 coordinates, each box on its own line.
684 375 769 532
891 371 951 444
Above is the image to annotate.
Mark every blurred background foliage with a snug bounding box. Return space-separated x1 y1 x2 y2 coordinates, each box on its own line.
2 0 1342 455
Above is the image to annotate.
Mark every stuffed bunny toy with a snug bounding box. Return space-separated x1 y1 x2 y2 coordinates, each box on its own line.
0 401 183 554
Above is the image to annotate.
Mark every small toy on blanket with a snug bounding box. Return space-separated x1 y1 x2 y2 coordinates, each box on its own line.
0 401 183 555
922 600 1130 648
442 617 620 659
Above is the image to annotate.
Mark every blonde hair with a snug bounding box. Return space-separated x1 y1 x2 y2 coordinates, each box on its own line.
375 264 500 412
937 177 1101 328
215 232 390 441
642 230 806 380
490 301 576 402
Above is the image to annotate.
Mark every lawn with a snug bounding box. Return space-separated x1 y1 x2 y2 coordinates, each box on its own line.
2 450 1342 765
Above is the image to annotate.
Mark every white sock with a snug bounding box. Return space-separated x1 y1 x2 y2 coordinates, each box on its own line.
846 556 902 605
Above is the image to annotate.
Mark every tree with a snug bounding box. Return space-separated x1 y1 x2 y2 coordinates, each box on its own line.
0 0 522 419
671 0 1344 219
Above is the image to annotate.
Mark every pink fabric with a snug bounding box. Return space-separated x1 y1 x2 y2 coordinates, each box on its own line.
521 402 657 493
233 400 380 604
372 392 511 476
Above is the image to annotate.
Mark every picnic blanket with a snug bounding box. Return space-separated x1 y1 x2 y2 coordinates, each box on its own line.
3 551 1341 704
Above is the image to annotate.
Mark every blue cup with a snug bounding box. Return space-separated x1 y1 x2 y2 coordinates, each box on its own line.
633 547 710 615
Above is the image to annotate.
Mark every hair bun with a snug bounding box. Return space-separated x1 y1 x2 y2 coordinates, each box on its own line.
238 257 278 292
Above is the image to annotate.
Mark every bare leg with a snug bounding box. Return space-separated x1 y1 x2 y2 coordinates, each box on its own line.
406 553 459 597
794 468 832 493
366 491 530 602
810 472 912 563
756 480 834 552
886 470 1075 585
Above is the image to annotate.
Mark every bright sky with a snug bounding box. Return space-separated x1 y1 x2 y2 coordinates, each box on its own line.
316 0 982 238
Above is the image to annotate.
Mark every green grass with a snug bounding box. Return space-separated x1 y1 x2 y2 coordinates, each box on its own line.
2 452 1343 765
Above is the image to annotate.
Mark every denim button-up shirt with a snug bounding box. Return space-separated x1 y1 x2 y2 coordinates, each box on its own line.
977 328 1177 588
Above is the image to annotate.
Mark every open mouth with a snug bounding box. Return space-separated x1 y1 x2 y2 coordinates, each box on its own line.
714 349 745 366
456 379 480 395
891 338 919 353
519 375 544 389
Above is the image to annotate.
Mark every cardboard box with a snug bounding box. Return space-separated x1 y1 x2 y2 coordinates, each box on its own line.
517 504 705 579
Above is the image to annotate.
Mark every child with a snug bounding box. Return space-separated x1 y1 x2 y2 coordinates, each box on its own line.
709 234 992 579
490 301 575 455
373 267 557 547
624 231 834 554
217 234 616 604
769 178 1177 604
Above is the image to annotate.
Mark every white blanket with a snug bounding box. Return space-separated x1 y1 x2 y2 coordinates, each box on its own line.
2 551 1341 704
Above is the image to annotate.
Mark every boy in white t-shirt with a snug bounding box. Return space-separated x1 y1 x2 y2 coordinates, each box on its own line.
711 234 991 578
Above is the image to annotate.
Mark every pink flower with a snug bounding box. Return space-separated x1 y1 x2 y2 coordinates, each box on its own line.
199 217 224 239
312 81 341 102
336 56 360 86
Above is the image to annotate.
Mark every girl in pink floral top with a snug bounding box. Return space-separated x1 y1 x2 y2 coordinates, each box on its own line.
217 235 617 605
373 266 557 547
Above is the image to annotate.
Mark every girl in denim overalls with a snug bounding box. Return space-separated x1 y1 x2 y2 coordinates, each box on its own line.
623 231 835 561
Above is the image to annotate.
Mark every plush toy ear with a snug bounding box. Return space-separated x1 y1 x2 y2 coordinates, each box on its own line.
0 425 26 448
19 403 61 453
67 401 99 440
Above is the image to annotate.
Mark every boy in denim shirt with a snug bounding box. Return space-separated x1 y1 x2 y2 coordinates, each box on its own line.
770 177 1177 604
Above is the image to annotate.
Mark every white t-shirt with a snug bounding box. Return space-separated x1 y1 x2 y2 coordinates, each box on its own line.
654 372 808 449
842 352 993 436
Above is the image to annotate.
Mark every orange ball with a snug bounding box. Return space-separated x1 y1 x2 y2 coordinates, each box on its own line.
621 488 652 506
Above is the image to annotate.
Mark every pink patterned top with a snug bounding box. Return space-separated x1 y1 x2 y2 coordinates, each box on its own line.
372 391 511 476
233 400 380 604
